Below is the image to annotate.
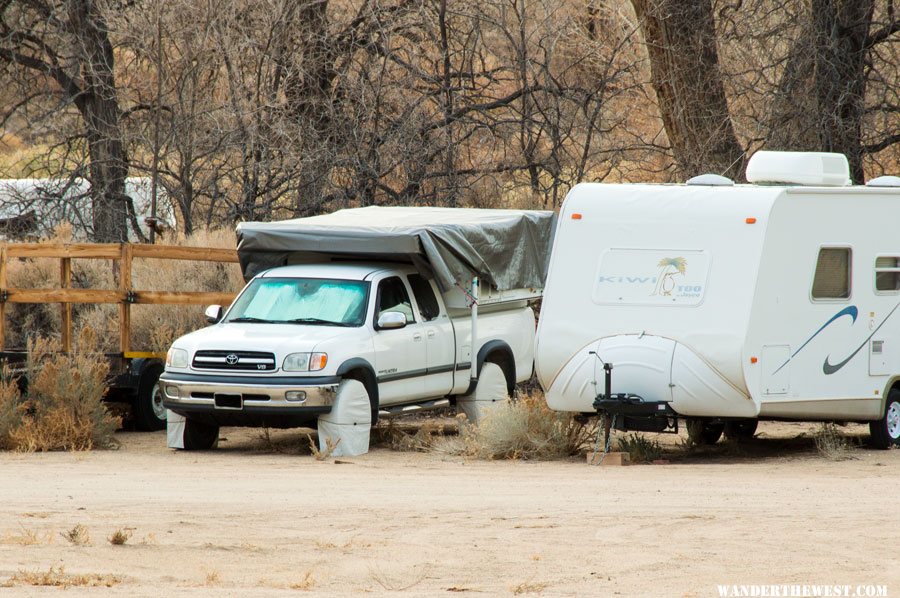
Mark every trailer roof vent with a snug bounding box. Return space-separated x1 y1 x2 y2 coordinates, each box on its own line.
746 151 851 187
866 176 900 188
685 174 734 186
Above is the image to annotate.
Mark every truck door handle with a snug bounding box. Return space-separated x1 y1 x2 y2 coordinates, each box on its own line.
413 333 423 341
427 330 436 338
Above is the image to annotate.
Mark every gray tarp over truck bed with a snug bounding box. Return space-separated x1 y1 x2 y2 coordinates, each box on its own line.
236 206 556 292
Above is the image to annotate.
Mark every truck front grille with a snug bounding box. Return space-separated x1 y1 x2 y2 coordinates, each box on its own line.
192 350 277 372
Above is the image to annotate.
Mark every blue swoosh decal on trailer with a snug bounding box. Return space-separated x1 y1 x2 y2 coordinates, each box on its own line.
822 301 900 375
772 306 857 375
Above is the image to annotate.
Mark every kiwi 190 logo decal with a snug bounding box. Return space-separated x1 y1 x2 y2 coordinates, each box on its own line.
652 257 687 297
592 249 708 305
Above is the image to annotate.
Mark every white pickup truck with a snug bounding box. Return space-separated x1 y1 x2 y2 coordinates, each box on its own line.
161 207 554 455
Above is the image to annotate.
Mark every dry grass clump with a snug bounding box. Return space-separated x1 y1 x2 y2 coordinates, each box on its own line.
437 391 598 460
108 527 133 545
511 580 549 594
61 524 91 546
616 433 663 463
0 328 119 452
3 566 121 588
289 571 315 590
814 423 857 461
371 419 455 452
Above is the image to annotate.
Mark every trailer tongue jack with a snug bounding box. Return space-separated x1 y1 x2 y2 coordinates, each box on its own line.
590 357 678 435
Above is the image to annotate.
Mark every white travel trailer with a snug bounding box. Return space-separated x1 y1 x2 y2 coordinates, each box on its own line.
535 151 900 448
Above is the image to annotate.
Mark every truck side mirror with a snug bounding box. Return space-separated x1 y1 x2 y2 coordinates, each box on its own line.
377 311 407 330
204 304 223 324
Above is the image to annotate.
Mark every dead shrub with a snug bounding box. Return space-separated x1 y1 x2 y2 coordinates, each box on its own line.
1 328 119 452
108 528 133 546
60 524 91 546
814 423 857 461
371 419 454 452
436 390 598 460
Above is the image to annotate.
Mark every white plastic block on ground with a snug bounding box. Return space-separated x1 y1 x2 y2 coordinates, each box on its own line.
457 362 509 425
166 409 186 449
317 379 372 457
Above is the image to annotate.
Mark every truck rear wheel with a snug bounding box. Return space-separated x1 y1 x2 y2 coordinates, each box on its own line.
133 363 166 431
458 361 511 424
870 391 900 449
686 418 724 445
182 418 219 450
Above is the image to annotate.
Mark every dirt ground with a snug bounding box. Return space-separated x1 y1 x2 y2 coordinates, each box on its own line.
1 421 899 597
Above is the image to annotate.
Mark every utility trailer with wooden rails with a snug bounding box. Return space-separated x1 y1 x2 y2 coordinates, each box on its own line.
0 242 239 430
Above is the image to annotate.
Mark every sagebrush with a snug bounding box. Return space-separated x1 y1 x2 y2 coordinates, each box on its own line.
436 391 598 460
0 327 119 452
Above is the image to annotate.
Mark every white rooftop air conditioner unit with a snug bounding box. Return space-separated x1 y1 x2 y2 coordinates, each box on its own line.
745 151 851 187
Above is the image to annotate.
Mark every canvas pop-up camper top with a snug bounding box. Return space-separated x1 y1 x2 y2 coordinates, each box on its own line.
535 151 900 449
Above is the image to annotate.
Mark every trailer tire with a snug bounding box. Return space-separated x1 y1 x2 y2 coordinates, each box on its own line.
182 418 219 451
686 419 724 445
869 391 900 449
133 363 166 431
723 419 758 441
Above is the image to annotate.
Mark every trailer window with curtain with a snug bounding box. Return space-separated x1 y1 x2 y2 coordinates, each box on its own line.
811 247 851 299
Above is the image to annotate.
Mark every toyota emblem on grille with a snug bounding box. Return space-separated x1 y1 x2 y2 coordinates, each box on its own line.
225 354 239 365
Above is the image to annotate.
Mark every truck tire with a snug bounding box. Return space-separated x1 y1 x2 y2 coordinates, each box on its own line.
869 391 900 449
686 418 724 445
133 363 167 431
182 418 219 451
458 361 511 424
723 419 758 441
317 379 372 457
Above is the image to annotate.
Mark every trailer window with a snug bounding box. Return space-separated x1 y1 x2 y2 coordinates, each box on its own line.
875 256 900 292
811 247 851 299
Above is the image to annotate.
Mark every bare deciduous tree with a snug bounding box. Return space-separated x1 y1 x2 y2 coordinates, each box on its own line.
0 0 131 241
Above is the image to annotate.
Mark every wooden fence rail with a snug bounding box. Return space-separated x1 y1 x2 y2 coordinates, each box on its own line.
0 243 240 354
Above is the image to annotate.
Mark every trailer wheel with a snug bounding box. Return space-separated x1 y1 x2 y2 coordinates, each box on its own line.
182 418 219 451
133 363 166 431
723 419 758 441
686 419 724 445
869 391 900 449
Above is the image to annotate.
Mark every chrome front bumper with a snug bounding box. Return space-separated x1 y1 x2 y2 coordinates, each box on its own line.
159 371 339 411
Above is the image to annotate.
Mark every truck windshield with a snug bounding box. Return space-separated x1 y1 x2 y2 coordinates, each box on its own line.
225 278 370 327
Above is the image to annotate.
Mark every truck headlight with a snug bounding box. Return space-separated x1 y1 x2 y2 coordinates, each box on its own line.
283 352 327 372
166 348 189 368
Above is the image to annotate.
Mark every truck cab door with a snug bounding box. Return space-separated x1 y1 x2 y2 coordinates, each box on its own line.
408 274 455 397
372 276 426 405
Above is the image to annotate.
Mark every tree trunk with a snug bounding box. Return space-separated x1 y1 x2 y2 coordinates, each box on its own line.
280 0 338 212
630 0 745 180
69 0 129 242
765 0 874 183
811 0 874 183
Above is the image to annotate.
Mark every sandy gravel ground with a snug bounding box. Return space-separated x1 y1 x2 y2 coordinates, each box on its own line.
1 421 899 597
